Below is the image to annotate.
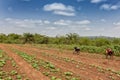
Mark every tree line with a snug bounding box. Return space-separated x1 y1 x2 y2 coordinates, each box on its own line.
1 33 120 56
0 33 120 46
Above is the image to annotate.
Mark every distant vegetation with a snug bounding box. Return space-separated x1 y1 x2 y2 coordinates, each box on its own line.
0 33 120 56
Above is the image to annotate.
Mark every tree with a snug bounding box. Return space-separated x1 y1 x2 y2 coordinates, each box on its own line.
94 38 111 47
0 33 7 43
6 33 22 43
22 33 34 44
79 37 91 45
41 36 49 44
65 33 80 44
33 33 45 44
112 38 120 45
54 36 66 44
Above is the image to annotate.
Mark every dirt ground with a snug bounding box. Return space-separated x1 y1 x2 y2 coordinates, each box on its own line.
0 44 49 80
0 44 120 80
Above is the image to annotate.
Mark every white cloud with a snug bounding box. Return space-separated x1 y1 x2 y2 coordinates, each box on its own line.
111 5 119 10
113 22 120 26
100 4 109 10
1 18 120 37
84 27 91 31
44 20 50 24
5 18 12 21
3 18 43 28
54 20 70 25
2 18 91 27
76 20 91 25
91 0 106 3
46 27 56 30
53 11 75 16
44 3 74 11
0 18 93 37
43 3 75 16
100 4 120 10
53 19 91 26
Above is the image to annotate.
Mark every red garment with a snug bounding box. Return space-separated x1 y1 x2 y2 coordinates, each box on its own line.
106 48 113 55
106 48 112 53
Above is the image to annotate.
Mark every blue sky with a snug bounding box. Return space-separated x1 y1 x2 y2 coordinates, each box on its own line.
0 0 120 37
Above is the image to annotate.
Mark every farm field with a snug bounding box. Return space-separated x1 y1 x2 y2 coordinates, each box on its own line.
0 44 120 80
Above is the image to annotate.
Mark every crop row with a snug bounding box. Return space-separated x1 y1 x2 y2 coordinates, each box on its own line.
12 49 81 80
0 49 29 80
32 44 120 56
40 52 120 80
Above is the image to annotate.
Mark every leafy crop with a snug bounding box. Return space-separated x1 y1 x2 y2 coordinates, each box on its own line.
13 49 81 80
0 49 28 80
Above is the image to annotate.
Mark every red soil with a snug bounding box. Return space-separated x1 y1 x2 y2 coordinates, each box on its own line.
0 44 120 80
0 44 49 80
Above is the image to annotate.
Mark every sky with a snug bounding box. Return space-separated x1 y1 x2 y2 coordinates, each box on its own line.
0 0 120 37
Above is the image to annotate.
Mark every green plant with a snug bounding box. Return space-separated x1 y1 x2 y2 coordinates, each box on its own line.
16 75 22 79
43 72 50 76
64 72 73 76
5 76 12 80
10 70 18 76
51 76 56 80
71 77 79 80
0 59 6 67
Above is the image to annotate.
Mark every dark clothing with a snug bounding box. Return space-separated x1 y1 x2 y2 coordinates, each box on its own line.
106 48 114 59
106 48 113 56
73 47 80 55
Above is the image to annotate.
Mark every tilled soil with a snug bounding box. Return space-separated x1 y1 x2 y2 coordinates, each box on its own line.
0 44 120 80
0 44 49 80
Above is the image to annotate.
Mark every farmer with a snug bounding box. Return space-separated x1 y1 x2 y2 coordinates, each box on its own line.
73 47 80 55
105 48 114 59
